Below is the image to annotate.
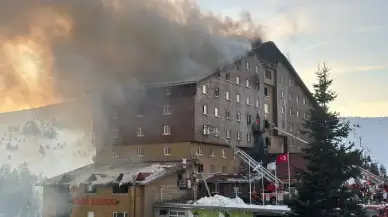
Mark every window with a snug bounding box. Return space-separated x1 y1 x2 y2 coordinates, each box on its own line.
203 125 211 135
198 145 203 155
289 123 293 132
164 145 171 155
236 76 240 84
137 107 144 117
255 81 260 90
222 149 226 158
255 65 259 73
214 88 219 97
210 165 216 174
281 120 286 129
281 90 284 98
137 147 144 156
247 114 252 124
289 108 293 116
112 128 119 138
222 166 227 174
265 71 272 80
237 131 241 140
247 133 252 142
264 104 270 114
246 79 250 88
137 127 144 137
246 96 251 105
296 110 300 118
215 69 221 78
225 73 230 81
113 212 129 217
236 94 241 103
112 149 117 157
112 109 118 119
164 86 172 95
304 112 308 119
281 106 285 114
289 77 293 85
225 91 230 100
87 212 94 217
169 211 185 217
226 129 231 139
246 61 250 70
225 110 231 119
202 105 208 114
280 75 284 83
202 85 208 94
288 92 292 101
236 112 241 121
255 99 260 108
163 125 171 135
85 184 97 193
112 185 128 194
213 127 219 136
209 148 215 156
214 108 220 117
296 95 300 103
163 105 171 115
264 87 269 97
303 97 306 104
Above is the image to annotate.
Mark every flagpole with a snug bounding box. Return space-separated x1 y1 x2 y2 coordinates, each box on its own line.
261 161 264 205
287 151 291 194
275 162 278 205
249 160 252 204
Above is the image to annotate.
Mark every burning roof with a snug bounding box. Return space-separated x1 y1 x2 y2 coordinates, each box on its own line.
39 161 181 186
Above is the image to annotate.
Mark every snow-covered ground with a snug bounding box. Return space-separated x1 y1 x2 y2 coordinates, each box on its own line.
0 111 94 177
194 194 290 211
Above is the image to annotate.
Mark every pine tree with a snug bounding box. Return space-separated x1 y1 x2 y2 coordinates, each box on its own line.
289 64 365 217
379 164 387 178
370 163 380 176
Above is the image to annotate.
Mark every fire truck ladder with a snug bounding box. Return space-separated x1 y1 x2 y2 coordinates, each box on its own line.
207 125 283 186
358 166 385 185
271 124 385 186
227 141 283 186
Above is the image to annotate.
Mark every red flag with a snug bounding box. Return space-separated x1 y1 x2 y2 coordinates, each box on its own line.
276 153 288 164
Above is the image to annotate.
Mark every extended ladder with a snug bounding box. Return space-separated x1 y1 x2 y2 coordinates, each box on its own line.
358 166 385 185
227 141 283 186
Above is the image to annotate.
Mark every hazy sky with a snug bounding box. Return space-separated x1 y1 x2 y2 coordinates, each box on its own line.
198 0 388 117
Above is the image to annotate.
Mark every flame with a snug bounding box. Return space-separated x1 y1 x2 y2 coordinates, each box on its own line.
0 6 72 113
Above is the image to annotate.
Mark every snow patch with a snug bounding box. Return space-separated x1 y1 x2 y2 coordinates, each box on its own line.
194 194 290 211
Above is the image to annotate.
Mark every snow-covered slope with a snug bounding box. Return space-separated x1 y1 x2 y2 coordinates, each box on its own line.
345 117 388 166
0 103 94 178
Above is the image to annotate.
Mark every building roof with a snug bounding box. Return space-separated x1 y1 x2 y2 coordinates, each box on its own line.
38 161 183 186
255 41 317 107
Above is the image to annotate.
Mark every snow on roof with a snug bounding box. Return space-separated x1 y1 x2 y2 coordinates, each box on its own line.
194 194 290 212
39 162 179 186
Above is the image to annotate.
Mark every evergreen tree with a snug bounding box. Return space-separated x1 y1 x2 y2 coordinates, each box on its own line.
370 162 380 176
289 65 365 217
379 164 387 178
0 163 42 217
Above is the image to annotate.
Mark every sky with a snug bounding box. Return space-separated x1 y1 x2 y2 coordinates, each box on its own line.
198 0 388 117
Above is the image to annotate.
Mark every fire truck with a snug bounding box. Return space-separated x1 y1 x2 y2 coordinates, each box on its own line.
364 205 388 217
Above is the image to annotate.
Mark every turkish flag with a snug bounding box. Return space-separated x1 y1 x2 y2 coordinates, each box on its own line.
276 153 288 164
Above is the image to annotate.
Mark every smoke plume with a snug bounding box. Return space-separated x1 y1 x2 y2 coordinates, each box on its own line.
0 0 265 112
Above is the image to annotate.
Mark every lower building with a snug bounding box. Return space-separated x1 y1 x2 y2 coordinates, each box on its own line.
39 160 196 217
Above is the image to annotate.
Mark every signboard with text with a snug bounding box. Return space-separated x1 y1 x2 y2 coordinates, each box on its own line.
73 197 119 206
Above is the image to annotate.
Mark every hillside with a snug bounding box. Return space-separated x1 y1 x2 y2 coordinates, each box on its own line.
345 117 388 166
